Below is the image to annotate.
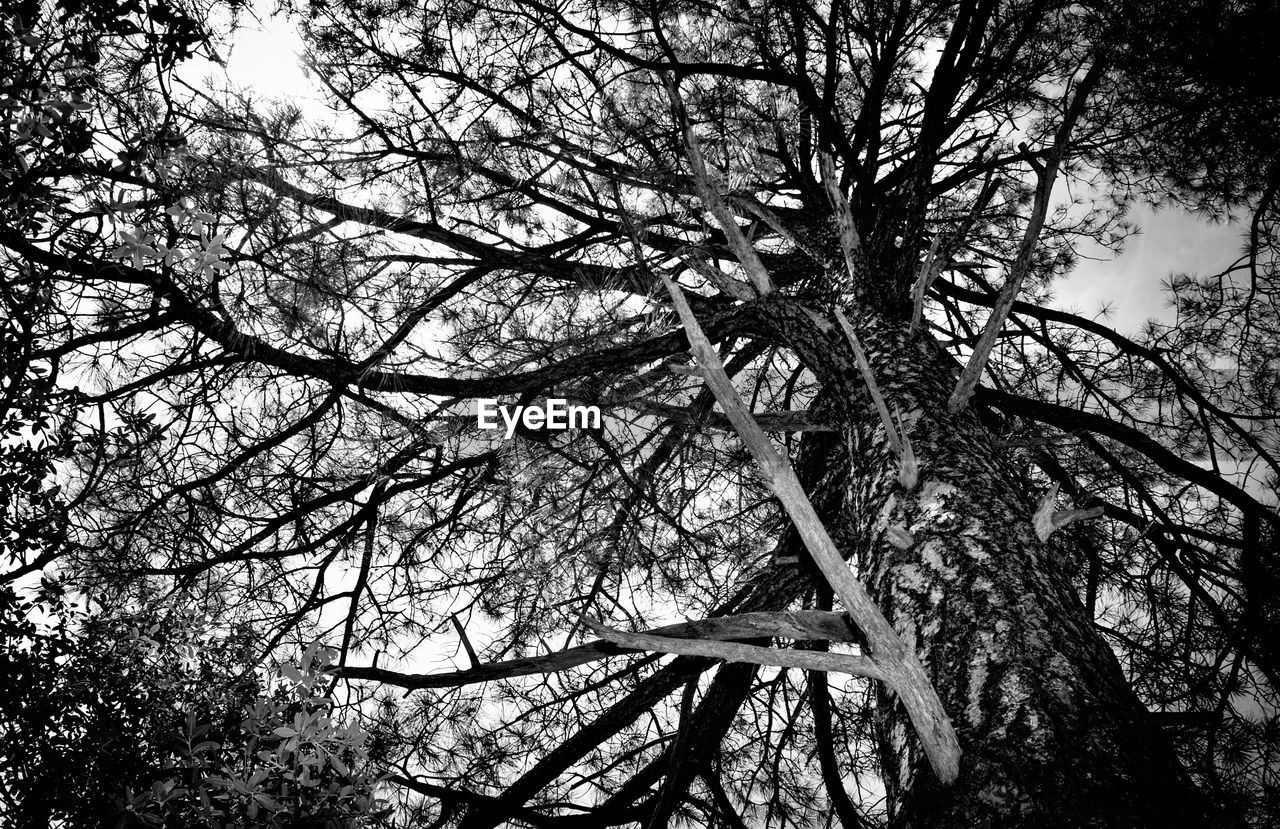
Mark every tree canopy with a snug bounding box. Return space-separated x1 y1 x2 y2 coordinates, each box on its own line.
2 0 1278 826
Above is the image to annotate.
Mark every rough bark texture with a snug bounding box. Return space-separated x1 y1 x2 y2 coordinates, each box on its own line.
754 298 1229 828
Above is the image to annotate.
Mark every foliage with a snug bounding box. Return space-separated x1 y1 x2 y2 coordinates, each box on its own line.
0 272 71 571
0 583 385 827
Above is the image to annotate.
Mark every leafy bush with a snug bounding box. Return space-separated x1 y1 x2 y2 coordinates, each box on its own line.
0 586 387 828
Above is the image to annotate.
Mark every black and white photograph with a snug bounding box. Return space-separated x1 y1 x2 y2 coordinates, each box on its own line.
1 0 1277 825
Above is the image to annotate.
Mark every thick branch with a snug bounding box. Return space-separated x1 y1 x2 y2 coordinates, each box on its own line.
337 610 860 689
583 619 885 680
659 274 961 784
665 79 773 297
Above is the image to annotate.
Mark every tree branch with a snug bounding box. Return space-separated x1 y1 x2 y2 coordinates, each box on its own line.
832 309 918 489
658 274 961 784
583 619 884 680
664 79 773 297
337 611 861 689
948 60 1105 412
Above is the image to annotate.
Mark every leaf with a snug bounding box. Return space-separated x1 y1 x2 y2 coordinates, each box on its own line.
300 641 320 673
253 792 281 811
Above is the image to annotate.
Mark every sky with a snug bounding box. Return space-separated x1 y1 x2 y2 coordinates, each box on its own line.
1058 202 1244 333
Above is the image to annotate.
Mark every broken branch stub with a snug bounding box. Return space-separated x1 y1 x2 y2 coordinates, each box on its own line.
1033 483 1106 541
893 408 920 490
909 234 943 336
818 149 865 291
833 309 900 454
659 272 961 784
886 524 915 550
680 250 756 302
727 194 825 262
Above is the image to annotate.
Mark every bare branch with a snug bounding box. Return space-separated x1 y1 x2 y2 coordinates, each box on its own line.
659 273 961 784
664 78 773 297
818 150 865 285
679 250 756 302
833 309 901 455
582 618 886 680
909 234 942 336
335 611 862 689
833 310 919 488
948 62 1106 413
726 194 825 261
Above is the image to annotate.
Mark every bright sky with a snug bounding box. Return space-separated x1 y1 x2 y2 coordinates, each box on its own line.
1058 202 1243 333
176 3 322 110
221 9 313 99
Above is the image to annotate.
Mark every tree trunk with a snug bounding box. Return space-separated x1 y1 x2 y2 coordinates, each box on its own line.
756 300 1230 828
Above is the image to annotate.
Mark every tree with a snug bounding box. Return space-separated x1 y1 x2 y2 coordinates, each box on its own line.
1 3 384 826
2 0 1278 826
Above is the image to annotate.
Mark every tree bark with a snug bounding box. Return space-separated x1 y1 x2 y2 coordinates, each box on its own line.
755 299 1232 828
